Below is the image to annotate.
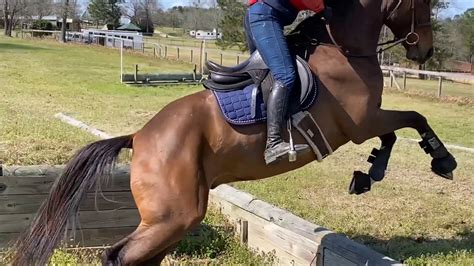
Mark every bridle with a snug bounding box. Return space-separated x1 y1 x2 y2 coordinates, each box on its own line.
324 0 432 58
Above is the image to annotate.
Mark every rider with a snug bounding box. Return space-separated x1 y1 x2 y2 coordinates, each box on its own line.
244 0 325 164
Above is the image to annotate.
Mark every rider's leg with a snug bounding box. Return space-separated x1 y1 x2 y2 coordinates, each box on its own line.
248 2 309 164
244 10 257 53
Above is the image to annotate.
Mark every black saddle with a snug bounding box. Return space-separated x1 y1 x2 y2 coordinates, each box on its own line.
203 50 317 113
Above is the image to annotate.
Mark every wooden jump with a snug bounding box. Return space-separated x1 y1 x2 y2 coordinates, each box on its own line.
0 164 400 265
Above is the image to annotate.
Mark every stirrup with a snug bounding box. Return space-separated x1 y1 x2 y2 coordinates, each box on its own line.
264 142 309 165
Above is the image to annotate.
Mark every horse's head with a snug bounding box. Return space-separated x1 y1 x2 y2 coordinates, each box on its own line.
383 0 433 64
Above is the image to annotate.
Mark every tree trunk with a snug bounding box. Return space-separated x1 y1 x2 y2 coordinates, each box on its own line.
3 0 9 36
60 0 70 43
6 10 14 36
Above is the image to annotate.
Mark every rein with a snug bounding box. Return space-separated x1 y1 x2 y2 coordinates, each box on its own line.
322 0 431 58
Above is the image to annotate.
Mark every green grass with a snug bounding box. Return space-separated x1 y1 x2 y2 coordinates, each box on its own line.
0 36 473 265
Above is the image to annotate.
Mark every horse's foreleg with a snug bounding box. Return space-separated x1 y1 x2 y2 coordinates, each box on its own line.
368 132 397 181
349 132 397 195
356 109 457 178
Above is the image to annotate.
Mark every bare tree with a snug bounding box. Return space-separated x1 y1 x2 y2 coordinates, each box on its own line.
3 0 9 35
3 0 27 36
26 0 53 20
126 0 158 33
60 0 69 42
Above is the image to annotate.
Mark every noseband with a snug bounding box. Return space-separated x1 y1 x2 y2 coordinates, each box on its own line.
378 0 432 51
325 0 432 58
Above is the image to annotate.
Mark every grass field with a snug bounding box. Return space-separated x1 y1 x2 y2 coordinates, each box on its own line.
0 37 473 265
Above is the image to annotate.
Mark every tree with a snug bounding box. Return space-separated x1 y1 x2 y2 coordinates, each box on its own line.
2 0 27 36
60 0 70 43
88 0 122 29
26 0 53 20
216 0 246 51
459 8 474 71
425 0 452 70
127 0 158 34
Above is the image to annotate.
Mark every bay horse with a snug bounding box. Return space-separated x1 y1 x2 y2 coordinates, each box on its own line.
13 0 457 265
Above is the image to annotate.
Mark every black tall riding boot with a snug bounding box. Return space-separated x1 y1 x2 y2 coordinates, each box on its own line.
264 81 309 164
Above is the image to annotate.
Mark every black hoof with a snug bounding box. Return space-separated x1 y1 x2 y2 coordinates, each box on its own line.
349 171 372 195
431 153 457 180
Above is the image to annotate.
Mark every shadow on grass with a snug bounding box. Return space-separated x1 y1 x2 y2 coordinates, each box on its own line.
0 42 48 52
352 230 473 262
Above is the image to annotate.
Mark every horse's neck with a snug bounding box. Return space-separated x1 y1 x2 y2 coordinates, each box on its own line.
328 0 384 55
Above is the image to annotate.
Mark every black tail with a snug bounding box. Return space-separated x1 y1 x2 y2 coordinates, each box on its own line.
12 135 133 266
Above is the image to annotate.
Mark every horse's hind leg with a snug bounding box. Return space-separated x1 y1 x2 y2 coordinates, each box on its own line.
103 145 209 265
353 109 457 179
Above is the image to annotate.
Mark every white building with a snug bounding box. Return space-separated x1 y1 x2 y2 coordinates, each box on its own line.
189 29 222 40
78 29 144 50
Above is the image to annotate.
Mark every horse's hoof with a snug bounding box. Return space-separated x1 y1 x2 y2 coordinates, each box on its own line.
349 171 372 195
437 171 454 180
431 153 457 180
368 166 385 182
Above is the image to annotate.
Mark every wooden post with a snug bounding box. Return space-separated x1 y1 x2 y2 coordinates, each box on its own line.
134 64 138 83
403 72 407 90
220 53 223 65
237 55 240 65
153 47 156 58
164 46 168 58
177 47 180 60
158 47 162 58
190 50 194 62
120 40 123 83
199 40 206 74
389 71 393 87
437 76 443 98
238 219 248 245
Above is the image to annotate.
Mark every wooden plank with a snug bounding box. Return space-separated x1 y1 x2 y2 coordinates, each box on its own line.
122 73 202 82
210 196 318 265
0 192 135 214
210 185 400 266
0 175 130 195
54 113 114 139
0 224 234 250
0 164 130 178
0 227 136 249
0 209 140 233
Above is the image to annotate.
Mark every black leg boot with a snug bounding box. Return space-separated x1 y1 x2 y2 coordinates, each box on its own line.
264 81 309 165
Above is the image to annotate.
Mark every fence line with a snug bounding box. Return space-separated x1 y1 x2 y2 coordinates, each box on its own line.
382 66 474 84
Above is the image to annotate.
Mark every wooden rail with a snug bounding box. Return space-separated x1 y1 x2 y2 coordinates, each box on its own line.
0 165 136 248
0 164 400 265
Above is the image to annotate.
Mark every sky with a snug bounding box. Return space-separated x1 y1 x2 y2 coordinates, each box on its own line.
441 0 473 17
78 0 473 17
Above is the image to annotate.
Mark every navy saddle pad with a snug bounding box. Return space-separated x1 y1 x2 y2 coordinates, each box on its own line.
213 84 317 125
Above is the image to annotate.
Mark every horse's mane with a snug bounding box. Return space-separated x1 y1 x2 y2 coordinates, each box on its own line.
286 0 357 53
325 0 356 16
